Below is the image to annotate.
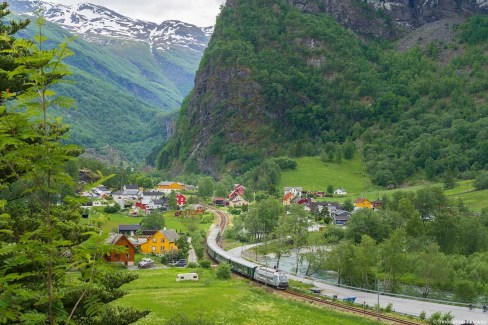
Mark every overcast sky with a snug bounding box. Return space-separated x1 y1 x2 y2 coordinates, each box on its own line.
47 0 226 26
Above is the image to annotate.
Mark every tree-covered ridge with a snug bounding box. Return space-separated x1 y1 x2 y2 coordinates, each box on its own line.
157 0 487 186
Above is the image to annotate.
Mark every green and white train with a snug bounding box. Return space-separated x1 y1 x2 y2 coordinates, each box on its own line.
207 226 289 289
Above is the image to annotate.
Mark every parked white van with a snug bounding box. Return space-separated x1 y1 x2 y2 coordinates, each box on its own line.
176 273 199 282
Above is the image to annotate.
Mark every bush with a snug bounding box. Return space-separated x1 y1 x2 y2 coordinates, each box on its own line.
428 311 453 325
103 203 120 214
215 263 231 280
271 157 297 170
385 303 393 313
187 262 198 268
419 311 426 320
199 259 211 269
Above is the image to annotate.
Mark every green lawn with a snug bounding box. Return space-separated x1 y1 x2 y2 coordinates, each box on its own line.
279 156 373 196
444 180 488 212
115 268 380 325
88 211 215 234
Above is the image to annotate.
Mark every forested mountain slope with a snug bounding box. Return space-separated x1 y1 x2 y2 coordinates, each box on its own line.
156 0 488 186
10 1 211 163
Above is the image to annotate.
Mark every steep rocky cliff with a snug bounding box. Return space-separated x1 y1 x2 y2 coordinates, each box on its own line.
287 0 488 39
156 0 488 182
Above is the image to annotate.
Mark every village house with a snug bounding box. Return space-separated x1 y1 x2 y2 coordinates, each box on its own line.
305 201 342 215
93 185 112 197
372 200 383 210
142 191 164 200
185 204 206 215
284 187 303 199
332 210 352 226
112 184 141 208
139 229 180 254
282 192 294 206
157 181 186 193
104 233 136 266
354 198 373 209
185 184 197 191
230 184 246 196
176 193 187 207
213 197 227 206
334 188 348 196
229 194 248 208
118 224 141 237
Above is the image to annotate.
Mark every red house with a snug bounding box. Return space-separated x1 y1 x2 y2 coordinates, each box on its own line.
213 197 227 206
105 234 135 266
135 201 148 210
176 193 187 206
228 184 246 199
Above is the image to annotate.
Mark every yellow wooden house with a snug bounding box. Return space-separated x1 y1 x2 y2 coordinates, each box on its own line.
354 198 373 209
157 181 185 192
140 229 180 254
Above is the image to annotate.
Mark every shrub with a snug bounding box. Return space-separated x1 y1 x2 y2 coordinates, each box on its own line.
199 259 211 269
428 311 453 325
215 263 231 280
385 303 393 313
185 262 196 268
419 311 426 320
103 203 120 214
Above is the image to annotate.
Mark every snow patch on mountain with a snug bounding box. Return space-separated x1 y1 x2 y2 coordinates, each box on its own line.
9 0 212 52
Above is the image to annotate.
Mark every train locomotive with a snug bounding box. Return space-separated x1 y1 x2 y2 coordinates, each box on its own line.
207 226 289 289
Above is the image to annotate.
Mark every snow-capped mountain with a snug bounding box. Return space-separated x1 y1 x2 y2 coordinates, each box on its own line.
8 0 212 52
5 0 215 163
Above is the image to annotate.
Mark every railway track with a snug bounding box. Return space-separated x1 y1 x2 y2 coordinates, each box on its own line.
281 289 421 325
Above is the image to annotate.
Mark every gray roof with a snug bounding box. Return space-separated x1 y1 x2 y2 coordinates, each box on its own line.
113 189 139 196
318 202 342 208
118 224 141 232
152 199 167 205
106 233 124 245
143 191 164 196
162 229 180 242
332 210 351 220
124 184 139 189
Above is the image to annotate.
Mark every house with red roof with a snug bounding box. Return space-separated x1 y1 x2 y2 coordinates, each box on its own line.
354 198 373 209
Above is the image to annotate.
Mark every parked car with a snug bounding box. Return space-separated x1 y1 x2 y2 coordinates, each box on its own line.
172 259 187 267
138 258 154 269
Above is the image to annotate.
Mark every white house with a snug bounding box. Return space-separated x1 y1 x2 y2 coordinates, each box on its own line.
334 188 347 196
229 194 248 208
284 187 303 198
112 184 141 208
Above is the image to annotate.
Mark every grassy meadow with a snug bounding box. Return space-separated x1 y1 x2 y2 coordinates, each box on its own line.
115 268 380 325
84 210 215 233
279 156 487 211
279 156 372 196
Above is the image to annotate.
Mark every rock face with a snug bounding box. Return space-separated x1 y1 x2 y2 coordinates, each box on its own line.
287 0 487 39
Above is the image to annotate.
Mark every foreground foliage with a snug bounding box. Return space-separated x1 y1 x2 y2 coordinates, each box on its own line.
0 9 146 324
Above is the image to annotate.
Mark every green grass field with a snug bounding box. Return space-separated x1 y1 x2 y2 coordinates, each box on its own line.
279 156 372 197
115 268 380 325
87 210 215 233
280 156 487 211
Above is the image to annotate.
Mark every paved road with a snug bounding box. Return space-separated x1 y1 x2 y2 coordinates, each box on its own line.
227 246 488 324
187 237 198 264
